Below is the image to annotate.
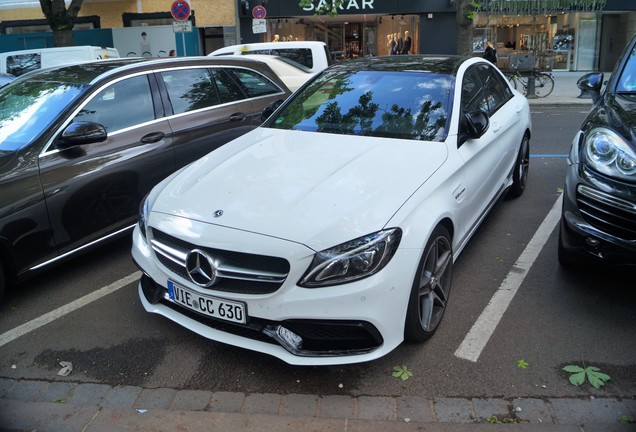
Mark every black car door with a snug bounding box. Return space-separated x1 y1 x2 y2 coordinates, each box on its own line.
38 73 174 254
157 66 256 169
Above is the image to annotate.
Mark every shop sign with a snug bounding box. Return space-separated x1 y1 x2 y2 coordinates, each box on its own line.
301 0 375 12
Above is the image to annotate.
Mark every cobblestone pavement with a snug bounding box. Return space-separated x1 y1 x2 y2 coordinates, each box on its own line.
0 378 634 431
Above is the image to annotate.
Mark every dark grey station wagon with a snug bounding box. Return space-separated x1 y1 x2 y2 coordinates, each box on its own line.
0 56 291 299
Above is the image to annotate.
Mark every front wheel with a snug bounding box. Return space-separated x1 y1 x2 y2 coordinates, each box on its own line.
534 73 555 98
404 225 453 342
0 260 5 302
508 134 530 198
558 222 580 270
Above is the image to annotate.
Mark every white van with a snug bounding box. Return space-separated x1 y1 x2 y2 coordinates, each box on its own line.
209 41 331 74
0 46 120 77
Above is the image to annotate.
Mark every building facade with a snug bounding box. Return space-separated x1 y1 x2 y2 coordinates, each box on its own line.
0 0 634 71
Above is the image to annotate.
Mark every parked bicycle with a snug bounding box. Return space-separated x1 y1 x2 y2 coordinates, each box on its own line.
504 61 555 98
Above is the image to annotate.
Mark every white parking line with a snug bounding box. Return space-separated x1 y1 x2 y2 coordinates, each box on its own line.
0 271 140 348
454 195 563 362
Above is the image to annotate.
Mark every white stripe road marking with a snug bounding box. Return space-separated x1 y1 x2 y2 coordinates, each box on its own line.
0 271 141 348
454 194 563 362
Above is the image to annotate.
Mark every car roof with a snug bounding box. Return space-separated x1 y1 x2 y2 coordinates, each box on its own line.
210 41 327 55
328 55 472 76
15 56 284 86
239 54 313 73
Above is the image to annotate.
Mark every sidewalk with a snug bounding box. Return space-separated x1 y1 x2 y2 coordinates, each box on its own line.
526 70 598 105
1 73 630 432
1 378 634 431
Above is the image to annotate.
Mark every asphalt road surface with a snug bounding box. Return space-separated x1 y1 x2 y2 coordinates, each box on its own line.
1 105 634 402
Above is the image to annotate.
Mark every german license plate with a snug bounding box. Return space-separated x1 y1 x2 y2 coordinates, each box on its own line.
167 280 246 324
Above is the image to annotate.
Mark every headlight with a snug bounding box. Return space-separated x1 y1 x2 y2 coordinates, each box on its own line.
583 128 636 181
138 193 150 241
298 228 402 288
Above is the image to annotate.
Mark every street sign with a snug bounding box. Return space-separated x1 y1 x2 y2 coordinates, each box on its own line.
252 5 266 19
173 20 192 33
252 19 266 34
171 1 191 21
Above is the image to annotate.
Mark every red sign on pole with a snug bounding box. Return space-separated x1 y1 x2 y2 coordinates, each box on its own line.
171 1 191 21
252 5 267 19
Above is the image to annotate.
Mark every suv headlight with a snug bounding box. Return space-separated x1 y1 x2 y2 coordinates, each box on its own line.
298 228 402 288
583 128 636 181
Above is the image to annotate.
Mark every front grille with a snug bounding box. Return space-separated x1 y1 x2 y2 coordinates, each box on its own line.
577 185 636 241
150 229 290 294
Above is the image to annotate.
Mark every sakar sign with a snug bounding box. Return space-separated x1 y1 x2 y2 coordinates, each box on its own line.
301 0 374 12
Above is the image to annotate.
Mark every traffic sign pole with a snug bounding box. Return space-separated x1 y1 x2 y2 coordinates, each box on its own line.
170 1 191 56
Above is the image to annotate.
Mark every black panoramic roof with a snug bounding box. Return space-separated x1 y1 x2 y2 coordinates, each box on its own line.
329 55 471 76
15 56 274 86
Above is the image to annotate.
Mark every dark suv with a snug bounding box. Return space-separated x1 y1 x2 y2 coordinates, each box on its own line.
558 35 636 269
0 56 291 299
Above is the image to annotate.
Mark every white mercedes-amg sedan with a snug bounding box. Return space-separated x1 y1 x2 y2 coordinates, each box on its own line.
132 55 532 365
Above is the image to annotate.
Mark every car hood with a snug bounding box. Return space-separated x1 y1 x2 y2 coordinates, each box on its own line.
152 128 448 250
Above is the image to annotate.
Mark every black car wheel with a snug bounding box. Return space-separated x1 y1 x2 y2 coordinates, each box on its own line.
558 222 579 270
0 260 5 302
405 225 453 342
509 134 530 198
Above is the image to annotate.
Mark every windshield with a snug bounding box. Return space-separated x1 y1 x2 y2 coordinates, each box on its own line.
616 45 636 93
0 80 85 152
267 70 452 141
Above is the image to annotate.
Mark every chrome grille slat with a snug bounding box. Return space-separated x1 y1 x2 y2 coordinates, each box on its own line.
149 229 290 294
577 185 636 240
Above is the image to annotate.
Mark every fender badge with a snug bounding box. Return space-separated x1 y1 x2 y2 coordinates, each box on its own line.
213 210 224 218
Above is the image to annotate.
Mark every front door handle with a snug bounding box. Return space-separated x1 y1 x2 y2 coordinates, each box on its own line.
230 112 247 122
140 132 165 143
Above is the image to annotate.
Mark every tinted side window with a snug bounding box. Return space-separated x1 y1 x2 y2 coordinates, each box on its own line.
212 69 246 103
7 53 41 76
75 75 154 132
226 68 282 98
160 68 220 114
244 48 314 69
477 64 512 115
461 68 486 114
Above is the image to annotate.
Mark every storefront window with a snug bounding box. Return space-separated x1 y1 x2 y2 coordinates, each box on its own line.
473 11 600 72
266 14 419 60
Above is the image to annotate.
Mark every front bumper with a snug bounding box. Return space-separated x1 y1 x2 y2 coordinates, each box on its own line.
131 222 421 366
561 162 636 267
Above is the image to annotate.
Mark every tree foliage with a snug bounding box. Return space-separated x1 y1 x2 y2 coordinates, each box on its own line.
39 0 85 46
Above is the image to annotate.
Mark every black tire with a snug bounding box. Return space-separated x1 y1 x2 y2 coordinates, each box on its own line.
404 225 453 342
534 73 555 98
0 260 5 303
508 134 530 198
557 223 579 270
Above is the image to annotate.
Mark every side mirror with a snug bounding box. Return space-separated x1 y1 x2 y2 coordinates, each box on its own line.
261 99 283 122
460 110 489 145
57 121 107 148
577 72 604 104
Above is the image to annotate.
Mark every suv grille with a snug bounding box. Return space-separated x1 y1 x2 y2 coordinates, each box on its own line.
576 185 636 241
150 229 290 294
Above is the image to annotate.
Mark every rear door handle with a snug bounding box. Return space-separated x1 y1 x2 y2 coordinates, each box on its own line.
140 132 165 143
230 112 246 122
492 122 501 133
